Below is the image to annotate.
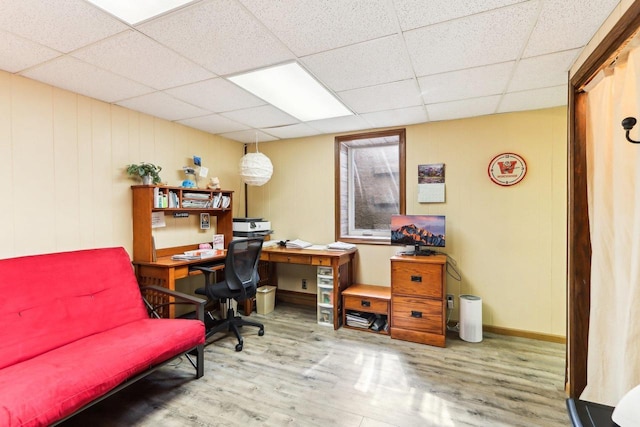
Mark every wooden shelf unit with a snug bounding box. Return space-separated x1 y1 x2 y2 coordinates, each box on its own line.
390 254 447 347
131 185 234 263
342 284 391 335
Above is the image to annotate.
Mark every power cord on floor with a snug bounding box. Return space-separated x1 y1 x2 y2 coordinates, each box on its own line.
434 251 462 332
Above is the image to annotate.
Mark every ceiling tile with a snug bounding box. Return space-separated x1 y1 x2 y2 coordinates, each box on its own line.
0 30 61 73
338 79 422 114
523 0 619 57
0 0 127 53
302 35 414 92
221 129 279 144
361 106 428 128
427 96 501 121
394 0 527 31
116 92 209 122
418 62 514 104
138 0 294 75
239 0 397 56
498 86 567 113
177 114 249 134
72 30 214 90
404 2 538 76
508 50 579 92
221 105 299 129
166 78 265 112
307 115 374 134
261 123 323 140
21 56 154 103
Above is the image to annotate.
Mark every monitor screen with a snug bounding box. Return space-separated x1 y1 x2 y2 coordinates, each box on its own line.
391 214 445 254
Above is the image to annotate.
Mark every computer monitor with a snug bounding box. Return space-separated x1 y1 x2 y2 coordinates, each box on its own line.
390 214 445 256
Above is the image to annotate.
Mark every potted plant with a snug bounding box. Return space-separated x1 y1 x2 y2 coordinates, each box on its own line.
126 162 162 185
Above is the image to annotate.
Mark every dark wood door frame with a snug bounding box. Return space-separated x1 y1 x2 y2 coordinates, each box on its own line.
567 2 640 398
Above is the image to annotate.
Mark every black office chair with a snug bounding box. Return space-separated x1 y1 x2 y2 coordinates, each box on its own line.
193 237 265 351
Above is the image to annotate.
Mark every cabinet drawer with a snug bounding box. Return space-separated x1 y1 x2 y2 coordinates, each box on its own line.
344 295 389 313
269 253 311 264
312 256 332 266
391 261 443 298
392 296 443 334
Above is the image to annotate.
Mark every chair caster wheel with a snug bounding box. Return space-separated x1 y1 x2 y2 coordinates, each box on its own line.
235 343 243 352
258 329 265 336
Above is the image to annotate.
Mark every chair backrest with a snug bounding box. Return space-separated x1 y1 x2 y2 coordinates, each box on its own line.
225 237 264 300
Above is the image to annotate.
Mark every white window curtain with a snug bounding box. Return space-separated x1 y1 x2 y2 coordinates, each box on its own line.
581 46 640 406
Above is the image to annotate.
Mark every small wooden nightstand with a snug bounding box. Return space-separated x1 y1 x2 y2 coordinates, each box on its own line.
342 284 391 334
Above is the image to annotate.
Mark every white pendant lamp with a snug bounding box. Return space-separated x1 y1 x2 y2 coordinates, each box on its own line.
239 135 273 186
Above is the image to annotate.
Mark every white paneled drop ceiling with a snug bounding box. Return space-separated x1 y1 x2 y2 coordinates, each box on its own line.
1 0 619 143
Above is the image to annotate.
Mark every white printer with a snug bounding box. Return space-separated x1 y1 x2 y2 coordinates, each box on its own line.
232 218 272 237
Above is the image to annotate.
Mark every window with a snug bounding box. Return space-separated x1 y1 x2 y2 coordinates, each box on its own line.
335 129 406 244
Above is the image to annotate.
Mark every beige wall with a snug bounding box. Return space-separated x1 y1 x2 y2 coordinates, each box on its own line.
0 70 567 337
250 107 567 337
0 71 245 260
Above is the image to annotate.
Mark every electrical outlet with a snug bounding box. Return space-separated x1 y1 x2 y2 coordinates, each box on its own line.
446 294 454 309
301 279 307 289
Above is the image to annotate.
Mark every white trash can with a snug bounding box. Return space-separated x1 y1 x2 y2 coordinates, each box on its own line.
459 294 482 343
256 286 276 314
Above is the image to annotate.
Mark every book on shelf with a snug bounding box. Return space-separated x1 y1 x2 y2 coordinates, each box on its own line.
285 239 312 249
212 234 224 250
346 312 388 331
346 311 377 328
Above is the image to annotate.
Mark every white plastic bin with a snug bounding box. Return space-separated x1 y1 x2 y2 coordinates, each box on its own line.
459 294 482 343
256 285 276 314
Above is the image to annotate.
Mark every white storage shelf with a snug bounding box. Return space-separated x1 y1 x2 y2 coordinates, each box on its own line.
317 267 334 326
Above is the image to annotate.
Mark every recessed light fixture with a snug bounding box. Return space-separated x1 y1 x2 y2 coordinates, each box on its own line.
86 0 194 25
228 62 353 122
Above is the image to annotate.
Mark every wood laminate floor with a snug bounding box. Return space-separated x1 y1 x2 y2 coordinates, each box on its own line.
60 303 568 427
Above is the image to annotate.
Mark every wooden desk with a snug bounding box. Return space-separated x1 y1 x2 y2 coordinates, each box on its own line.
133 249 226 318
260 246 357 330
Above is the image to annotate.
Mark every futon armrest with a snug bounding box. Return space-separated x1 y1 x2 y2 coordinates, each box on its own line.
140 285 206 321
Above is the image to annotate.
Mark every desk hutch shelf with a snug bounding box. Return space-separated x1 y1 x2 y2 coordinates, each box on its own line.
131 185 234 263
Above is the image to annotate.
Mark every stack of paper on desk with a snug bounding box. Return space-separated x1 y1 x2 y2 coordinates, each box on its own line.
285 239 312 249
327 241 356 250
171 249 221 260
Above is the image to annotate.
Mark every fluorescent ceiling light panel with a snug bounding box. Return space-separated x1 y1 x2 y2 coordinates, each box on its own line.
228 62 353 122
86 0 193 25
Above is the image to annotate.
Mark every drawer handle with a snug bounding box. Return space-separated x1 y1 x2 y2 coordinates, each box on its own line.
411 310 423 318
360 300 370 307
411 275 422 282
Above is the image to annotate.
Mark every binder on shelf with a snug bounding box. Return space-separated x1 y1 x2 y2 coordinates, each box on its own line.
212 193 222 208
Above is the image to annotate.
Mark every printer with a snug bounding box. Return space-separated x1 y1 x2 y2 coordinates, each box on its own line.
232 218 272 237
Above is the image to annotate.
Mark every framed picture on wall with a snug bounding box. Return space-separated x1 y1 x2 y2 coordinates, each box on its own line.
200 213 210 230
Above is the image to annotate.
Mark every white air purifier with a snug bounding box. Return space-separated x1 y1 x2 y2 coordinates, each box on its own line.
459 294 482 343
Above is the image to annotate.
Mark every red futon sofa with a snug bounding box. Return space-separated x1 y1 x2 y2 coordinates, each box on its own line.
0 247 206 426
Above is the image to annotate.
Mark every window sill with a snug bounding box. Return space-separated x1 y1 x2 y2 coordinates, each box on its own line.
338 236 390 245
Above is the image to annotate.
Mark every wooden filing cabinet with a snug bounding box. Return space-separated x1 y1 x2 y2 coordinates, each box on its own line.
390 255 447 347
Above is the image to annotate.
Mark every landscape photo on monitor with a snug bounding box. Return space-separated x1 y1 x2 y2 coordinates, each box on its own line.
391 214 446 247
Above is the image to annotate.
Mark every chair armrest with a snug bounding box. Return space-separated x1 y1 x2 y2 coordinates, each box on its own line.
140 285 206 321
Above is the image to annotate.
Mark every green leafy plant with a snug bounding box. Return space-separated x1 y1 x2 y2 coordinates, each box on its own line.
126 162 162 184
